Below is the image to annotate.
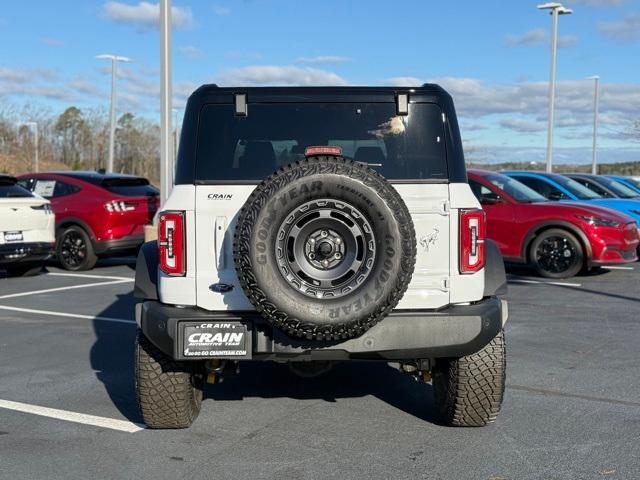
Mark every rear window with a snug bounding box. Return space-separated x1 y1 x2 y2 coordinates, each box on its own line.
0 178 33 198
195 103 447 182
101 178 159 197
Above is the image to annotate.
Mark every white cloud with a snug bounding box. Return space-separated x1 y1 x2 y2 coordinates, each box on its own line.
295 55 351 65
599 12 640 41
102 1 193 30
178 45 203 60
505 29 578 48
499 118 546 133
214 65 348 86
382 76 423 86
212 5 231 16
504 29 547 47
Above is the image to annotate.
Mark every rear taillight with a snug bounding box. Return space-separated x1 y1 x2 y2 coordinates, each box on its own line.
104 200 136 213
159 211 185 276
459 209 486 274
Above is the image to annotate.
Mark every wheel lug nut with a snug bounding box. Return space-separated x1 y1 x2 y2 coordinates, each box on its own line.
323 260 329 267
309 253 316 260
334 252 342 259
335 238 341 244
321 230 328 237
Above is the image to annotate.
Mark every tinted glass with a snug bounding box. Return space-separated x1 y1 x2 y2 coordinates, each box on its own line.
592 176 639 198
196 103 447 181
549 175 601 200
572 178 612 197
101 178 159 196
512 176 566 200
624 177 640 189
484 173 547 202
0 181 33 198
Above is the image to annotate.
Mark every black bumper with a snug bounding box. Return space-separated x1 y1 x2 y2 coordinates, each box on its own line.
137 297 507 361
0 242 55 265
94 235 144 255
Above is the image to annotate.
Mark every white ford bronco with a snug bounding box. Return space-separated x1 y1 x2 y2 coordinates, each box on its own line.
134 85 509 428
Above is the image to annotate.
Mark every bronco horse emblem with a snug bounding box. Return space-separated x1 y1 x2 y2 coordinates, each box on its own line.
419 227 440 252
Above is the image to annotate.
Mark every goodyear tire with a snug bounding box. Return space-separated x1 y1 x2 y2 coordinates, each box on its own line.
135 330 203 429
432 329 506 427
233 156 416 341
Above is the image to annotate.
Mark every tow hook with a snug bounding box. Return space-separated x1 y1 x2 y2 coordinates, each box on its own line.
400 360 432 383
204 360 240 384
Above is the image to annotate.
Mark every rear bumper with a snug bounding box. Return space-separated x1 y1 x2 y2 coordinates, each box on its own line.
0 242 55 265
136 297 507 361
94 235 144 255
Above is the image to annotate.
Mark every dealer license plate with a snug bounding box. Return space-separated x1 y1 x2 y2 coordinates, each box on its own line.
4 231 23 243
181 321 250 359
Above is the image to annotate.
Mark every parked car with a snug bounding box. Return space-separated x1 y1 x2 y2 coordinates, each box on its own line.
469 170 638 278
564 173 640 199
606 175 640 195
503 171 640 226
0 174 55 276
18 171 159 271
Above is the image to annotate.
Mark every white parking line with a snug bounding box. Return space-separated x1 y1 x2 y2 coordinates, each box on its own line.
47 272 135 281
603 266 635 271
508 278 582 287
0 279 132 300
0 399 144 433
0 305 135 325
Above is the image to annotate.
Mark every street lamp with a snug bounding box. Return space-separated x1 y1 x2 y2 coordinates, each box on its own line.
17 122 38 173
588 76 600 175
538 2 573 172
96 54 131 173
160 0 173 205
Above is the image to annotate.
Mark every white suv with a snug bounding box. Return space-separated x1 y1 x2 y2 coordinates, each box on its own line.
0 174 55 276
134 86 508 428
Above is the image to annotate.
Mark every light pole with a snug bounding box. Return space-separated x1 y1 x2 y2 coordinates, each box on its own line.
588 75 600 175
17 122 38 173
96 54 131 173
160 0 173 206
538 2 573 172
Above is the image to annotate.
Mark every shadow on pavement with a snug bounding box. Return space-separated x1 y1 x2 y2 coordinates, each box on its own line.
206 361 440 424
90 294 440 425
90 292 142 424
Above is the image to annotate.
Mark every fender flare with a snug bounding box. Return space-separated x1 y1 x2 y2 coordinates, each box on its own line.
56 216 97 245
134 241 159 300
520 221 593 261
484 239 507 297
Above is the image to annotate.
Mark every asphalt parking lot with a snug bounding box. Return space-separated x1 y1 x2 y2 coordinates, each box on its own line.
0 260 639 480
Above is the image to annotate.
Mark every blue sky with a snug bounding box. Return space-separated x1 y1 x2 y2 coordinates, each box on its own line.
1 0 639 164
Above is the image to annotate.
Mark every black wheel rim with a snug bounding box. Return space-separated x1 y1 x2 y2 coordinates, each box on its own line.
275 199 376 299
60 231 87 268
535 235 578 274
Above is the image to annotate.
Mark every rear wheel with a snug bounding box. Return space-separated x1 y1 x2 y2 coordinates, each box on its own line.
56 225 98 271
135 330 203 429
529 228 584 279
432 330 506 427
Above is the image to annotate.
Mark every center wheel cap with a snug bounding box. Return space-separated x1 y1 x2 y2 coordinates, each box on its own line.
305 228 346 270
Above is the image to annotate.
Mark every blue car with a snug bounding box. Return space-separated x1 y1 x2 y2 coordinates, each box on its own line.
503 171 640 224
607 175 640 195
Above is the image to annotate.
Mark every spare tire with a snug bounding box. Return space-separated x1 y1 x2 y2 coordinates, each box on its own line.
233 155 416 341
